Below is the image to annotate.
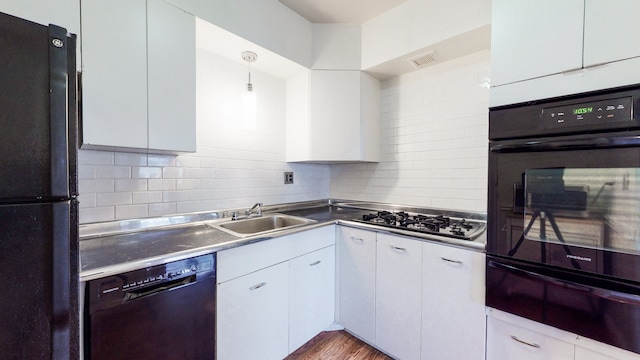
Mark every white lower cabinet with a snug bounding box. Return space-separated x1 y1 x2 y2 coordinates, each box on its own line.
422 241 485 360
486 316 574 360
338 226 487 360
487 309 640 360
576 347 620 360
216 225 336 360
217 261 290 360
289 245 336 353
338 226 377 344
375 233 422 360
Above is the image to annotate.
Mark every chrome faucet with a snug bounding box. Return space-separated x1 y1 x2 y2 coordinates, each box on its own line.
231 202 263 220
246 202 263 217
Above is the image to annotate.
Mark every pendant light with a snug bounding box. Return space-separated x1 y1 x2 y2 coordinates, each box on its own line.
241 51 257 129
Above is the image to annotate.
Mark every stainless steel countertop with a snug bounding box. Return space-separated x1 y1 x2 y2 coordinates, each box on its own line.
79 199 486 281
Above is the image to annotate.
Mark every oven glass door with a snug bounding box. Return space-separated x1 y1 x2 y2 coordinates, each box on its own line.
488 133 640 282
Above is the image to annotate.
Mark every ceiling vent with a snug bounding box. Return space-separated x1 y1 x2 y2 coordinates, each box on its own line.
407 50 438 68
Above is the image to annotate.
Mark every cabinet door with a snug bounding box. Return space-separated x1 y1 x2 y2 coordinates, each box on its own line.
81 0 148 149
375 233 422 360
147 0 196 152
289 245 336 353
486 317 574 360
309 70 362 161
422 242 486 360
217 262 289 360
583 0 640 67
490 0 584 86
338 227 376 344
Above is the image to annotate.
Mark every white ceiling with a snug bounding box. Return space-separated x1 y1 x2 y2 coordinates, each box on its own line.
278 0 407 24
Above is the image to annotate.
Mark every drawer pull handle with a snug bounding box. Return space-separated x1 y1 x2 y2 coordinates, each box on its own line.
351 236 364 242
390 245 406 251
441 257 463 265
309 260 321 266
249 282 267 291
510 335 540 349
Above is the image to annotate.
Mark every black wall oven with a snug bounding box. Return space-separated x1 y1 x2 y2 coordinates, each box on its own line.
487 84 640 354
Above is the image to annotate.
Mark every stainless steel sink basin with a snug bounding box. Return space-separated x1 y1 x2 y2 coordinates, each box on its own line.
210 214 316 237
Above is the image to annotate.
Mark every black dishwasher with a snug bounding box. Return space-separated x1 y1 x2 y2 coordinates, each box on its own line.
85 254 216 360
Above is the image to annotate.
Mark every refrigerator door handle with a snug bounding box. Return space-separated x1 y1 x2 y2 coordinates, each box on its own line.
48 25 70 198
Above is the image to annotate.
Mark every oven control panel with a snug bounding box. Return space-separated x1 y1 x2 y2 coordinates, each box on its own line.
542 96 632 129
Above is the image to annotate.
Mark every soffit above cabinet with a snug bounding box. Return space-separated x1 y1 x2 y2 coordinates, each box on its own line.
196 18 307 80
278 0 407 24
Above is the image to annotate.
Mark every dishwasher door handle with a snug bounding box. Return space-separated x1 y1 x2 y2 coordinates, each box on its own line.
124 275 196 302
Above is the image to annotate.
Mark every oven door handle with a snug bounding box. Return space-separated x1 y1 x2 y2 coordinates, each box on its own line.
488 260 640 305
490 135 640 152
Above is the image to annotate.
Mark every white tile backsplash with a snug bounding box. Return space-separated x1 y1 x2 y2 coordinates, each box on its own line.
78 49 330 224
330 50 490 213
78 49 488 224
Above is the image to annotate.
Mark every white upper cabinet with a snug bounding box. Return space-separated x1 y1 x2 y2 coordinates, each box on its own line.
286 70 380 163
490 0 584 87
147 0 196 152
582 0 640 67
81 0 196 153
81 0 148 150
490 0 640 106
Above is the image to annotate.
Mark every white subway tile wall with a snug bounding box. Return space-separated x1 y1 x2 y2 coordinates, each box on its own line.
77 49 330 224
78 49 489 224
329 50 490 212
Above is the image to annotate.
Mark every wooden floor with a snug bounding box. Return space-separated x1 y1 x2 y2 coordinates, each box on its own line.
285 330 392 360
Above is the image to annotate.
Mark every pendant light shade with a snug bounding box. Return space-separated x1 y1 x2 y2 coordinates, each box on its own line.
241 51 257 129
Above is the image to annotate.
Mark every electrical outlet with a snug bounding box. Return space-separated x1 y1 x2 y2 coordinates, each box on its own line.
284 172 294 184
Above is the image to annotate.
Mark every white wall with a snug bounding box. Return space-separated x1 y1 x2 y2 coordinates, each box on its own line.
330 50 490 212
361 0 491 69
166 0 312 68
78 48 330 224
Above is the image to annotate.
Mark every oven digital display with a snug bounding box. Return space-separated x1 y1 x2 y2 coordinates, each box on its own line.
542 96 632 129
572 107 593 115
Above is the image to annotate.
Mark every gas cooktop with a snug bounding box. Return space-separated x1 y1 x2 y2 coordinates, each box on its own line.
352 211 486 241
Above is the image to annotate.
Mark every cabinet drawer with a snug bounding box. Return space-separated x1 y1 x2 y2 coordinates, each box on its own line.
487 317 574 360
217 225 335 283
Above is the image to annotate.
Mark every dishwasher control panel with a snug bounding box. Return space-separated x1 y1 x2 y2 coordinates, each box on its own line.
88 254 215 312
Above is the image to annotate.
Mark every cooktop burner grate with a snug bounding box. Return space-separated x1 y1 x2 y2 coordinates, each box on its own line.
353 211 485 241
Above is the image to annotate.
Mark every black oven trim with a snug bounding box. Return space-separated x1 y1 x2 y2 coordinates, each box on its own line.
487 255 640 355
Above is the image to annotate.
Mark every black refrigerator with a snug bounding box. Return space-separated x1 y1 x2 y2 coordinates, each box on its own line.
0 11 79 360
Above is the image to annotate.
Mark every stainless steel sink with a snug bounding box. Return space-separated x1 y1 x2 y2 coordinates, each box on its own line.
210 214 316 237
